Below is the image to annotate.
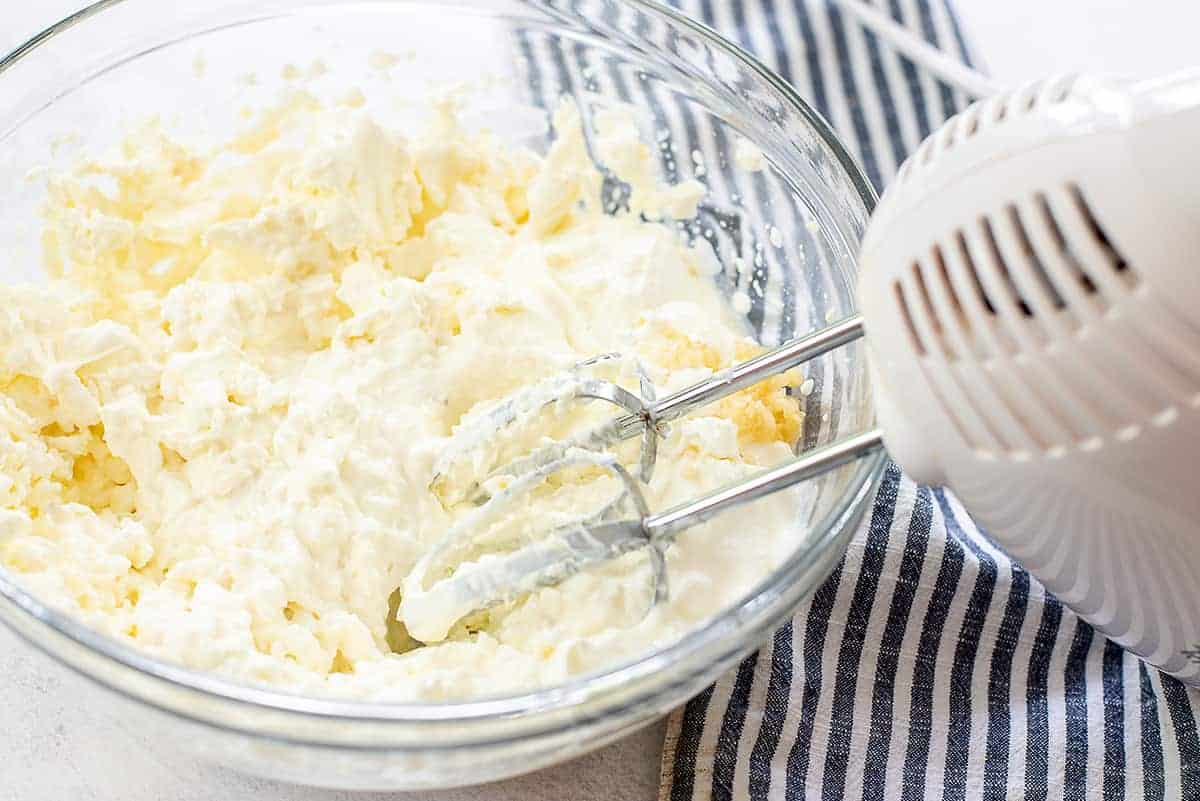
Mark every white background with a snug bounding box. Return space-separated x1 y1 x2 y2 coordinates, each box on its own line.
1 2 1194 800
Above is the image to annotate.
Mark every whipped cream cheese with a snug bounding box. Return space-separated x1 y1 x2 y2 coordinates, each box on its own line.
0 90 806 700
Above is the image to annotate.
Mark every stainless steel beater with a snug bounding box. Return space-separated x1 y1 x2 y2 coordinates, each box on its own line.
400 316 881 642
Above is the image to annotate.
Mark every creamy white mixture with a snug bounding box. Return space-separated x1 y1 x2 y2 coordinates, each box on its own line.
0 90 805 700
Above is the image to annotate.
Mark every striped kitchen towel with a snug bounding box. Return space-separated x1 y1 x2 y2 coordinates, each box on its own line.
654 2 1200 800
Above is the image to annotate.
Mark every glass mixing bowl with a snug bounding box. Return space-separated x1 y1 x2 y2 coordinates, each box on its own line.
0 0 883 790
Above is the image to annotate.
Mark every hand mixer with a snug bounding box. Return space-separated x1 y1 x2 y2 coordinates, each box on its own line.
400 68 1200 685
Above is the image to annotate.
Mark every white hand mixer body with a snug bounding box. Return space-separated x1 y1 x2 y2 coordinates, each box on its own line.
401 72 1200 685
861 71 1200 683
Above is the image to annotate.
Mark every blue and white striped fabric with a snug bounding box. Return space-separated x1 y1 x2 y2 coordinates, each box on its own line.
651 2 1200 800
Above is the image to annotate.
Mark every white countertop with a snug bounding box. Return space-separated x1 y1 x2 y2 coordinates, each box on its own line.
2 2 1196 799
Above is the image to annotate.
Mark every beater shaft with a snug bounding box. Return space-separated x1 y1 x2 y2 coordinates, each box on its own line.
645 427 884 539
613 314 865 440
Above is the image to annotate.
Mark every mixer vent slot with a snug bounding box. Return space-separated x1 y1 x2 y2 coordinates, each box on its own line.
1006 203 1071 316
980 215 1032 317
1069 183 1138 285
894 280 925 356
912 262 945 355
939 116 961 153
931 244 963 317
955 230 994 315
1033 192 1104 308
962 109 980 137
900 253 974 363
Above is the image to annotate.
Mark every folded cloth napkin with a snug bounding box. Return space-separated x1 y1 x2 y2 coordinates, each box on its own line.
653 2 1200 800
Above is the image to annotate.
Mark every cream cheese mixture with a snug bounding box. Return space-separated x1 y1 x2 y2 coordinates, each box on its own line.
0 90 806 700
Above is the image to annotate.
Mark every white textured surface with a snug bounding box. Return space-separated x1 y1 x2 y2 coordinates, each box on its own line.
3 1 1197 799
0 635 667 801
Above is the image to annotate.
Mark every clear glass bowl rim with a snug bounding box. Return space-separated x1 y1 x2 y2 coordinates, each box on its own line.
0 0 884 732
